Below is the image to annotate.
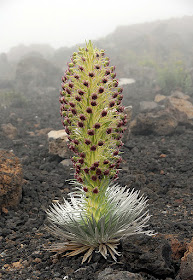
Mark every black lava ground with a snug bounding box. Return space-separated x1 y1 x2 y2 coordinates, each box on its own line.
0 91 192 280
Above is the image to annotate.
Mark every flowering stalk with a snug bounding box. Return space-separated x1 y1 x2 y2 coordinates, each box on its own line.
46 41 152 263
59 41 126 221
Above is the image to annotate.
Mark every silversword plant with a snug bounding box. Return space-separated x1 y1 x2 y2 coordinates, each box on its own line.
46 41 152 263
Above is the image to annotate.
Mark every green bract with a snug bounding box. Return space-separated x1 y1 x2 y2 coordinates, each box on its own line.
46 41 152 263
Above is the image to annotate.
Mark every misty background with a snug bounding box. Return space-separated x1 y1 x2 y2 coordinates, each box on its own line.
1 0 193 110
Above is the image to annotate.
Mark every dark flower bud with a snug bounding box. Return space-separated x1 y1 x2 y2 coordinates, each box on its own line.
94 123 100 129
83 80 89 87
89 72 95 78
96 168 101 175
82 57 86 62
78 89 85 95
94 65 100 69
61 83 66 89
69 102 75 107
104 169 110 175
91 175 97 181
71 156 77 163
61 76 66 82
92 187 99 193
71 108 77 115
75 95 81 101
79 65 84 71
90 165 96 171
69 145 75 152
91 93 98 100
74 74 80 79
90 145 97 151
117 121 124 127
69 82 74 88
77 177 83 183
91 101 97 106
66 88 72 95
102 78 108 84
113 150 119 156
116 157 122 164
101 110 107 117
117 106 124 112
85 139 91 145
109 101 115 107
93 161 99 168
106 128 112 134
96 53 100 58
76 163 81 170
78 121 84 128
83 187 88 192
79 114 86 121
112 92 118 98
80 152 86 158
65 127 71 135
78 158 84 164
74 139 79 145
118 94 123 100
87 129 95 136
86 107 92 114
98 140 104 146
109 164 115 169
105 70 110 75
84 168 89 174
98 87 104 94
76 168 81 174
103 160 109 164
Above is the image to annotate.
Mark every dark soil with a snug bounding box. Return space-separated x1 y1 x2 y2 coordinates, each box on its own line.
0 90 193 280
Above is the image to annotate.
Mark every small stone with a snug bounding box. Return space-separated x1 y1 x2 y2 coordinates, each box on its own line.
0 150 23 212
33 257 41 263
48 130 70 158
60 159 72 167
140 101 158 112
130 111 178 136
98 267 144 280
177 238 193 280
154 94 166 103
1 123 18 139
122 234 175 277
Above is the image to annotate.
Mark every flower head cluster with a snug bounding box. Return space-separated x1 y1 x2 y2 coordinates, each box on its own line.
59 41 126 195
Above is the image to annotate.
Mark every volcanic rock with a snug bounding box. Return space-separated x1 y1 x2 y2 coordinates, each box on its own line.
129 110 178 135
47 130 70 158
98 268 144 280
121 234 175 277
170 90 190 100
177 238 193 280
1 123 18 139
0 150 23 212
139 101 159 112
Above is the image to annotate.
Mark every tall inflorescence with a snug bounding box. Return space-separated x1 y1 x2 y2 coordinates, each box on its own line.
59 41 126 220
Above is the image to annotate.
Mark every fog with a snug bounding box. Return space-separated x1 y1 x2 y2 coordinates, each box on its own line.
1 0 193 53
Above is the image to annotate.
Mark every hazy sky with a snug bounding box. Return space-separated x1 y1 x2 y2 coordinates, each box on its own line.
0 0 193 53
